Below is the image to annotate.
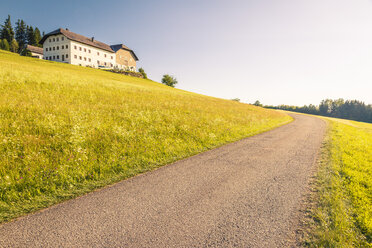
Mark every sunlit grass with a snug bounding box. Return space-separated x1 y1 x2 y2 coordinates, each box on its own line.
0 50 292 223
305 117 371 247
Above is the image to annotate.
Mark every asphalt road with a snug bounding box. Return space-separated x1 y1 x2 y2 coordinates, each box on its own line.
0 113 326 248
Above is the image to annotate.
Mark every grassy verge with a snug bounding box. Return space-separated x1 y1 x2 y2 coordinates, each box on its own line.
303 117 371 247
0 50 292 223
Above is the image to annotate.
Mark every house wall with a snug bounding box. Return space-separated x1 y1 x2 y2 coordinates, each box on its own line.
43 34 71 63
43 34 116 68
115 49 137 71
30 52 43 59
69 40 115 68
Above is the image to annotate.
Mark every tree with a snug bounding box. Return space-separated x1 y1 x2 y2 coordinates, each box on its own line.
34 27 42 46
161 74 178 87
20 47 32 56
0 39 10 51
138 68 147 79
253 100 262 107
15 19 27 51
0 15 15 43
27 26 36 45
10 39 18 52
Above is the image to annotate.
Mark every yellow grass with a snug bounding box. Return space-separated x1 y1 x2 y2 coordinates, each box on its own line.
305 117 372 247
0 50 292 222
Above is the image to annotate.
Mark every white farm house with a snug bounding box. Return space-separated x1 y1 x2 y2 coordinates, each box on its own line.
40 28 138 70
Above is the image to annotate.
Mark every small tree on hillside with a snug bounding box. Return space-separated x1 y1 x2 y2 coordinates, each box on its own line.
0 39 10 51
20 47 32 56
10 39 18 52
138 68 147 79
253 100 262 107
161 74 178 87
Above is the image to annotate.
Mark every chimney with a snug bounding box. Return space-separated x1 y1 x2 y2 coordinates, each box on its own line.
91 37 94 42
66 28 69 31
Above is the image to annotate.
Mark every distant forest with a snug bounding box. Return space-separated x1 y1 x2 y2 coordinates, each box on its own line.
0 14 44 54
265 99 372 123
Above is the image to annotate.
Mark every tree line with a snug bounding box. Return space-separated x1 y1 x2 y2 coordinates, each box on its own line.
0 15 44 53
265 99 372 123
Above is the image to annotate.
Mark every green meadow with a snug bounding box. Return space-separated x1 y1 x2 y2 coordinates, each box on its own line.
0 50 292 223
305 117 372 247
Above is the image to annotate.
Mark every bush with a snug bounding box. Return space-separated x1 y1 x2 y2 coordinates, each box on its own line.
0 39 10 51
138 68 147 79
161 74 178 87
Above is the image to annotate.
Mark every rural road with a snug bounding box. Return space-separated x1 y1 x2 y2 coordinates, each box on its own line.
0 113 326 248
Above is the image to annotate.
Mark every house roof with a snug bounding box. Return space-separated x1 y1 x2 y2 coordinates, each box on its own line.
110 44 139 61
26 45 43 55
40 28 114 53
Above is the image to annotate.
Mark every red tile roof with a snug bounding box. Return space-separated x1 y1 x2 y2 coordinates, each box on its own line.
40 28 114 53
26 45 43 54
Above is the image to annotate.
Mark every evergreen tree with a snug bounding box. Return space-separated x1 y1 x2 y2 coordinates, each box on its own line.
0 15 15 43
15 19 27 51
10 39 19 53
27 26 36 45
34 27 42 46
0 38 10 51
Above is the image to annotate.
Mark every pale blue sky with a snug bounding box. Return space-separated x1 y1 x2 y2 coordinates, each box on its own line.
2 0 372 105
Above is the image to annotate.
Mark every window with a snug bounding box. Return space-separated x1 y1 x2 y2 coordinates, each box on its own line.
53 55 55 59
62 55 64 61
104 62 106 65
88 58 91 62
62 45 64 49
53 47 55 51
110 63 113 67
111 56 113 59
46 48 48 52
66 45 68 49
57 46 59 50
88 49 91 53
79 47 82 51
84 48 86 52
84 57 86 61
66 54 68 59
53 38 55 42
79 56 82 60
74 45 77 49
97 60 100 65
57 55 59 59
104 54 107 58
56 38 59 42
49 39 51 42
97 52 100 55
74 55 77 59
62 37 64 41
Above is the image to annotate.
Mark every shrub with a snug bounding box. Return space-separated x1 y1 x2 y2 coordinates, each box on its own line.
161 74 178 87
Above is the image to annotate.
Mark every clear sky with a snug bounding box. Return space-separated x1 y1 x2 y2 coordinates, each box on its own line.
2 0 372 105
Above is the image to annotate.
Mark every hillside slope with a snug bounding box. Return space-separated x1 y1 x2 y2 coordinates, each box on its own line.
0 50 292 222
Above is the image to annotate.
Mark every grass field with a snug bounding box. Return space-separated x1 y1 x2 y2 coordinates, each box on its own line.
304 117 372 247
0 50 292 223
